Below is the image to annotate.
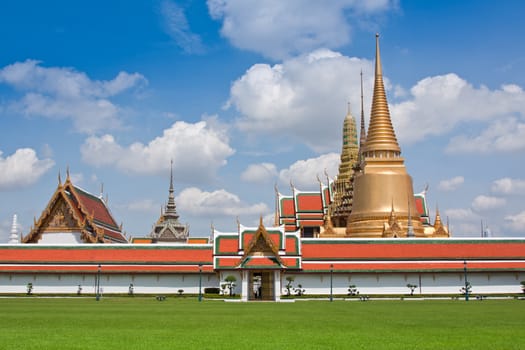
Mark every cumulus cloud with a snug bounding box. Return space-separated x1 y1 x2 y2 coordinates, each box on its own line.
504 211 525 232
81 120 234 183
176 187 270 216
228 50 374 152
0 148 54 190
207 0 394 59
279 153 340 190
390 74 525 146
491 177 525 195
0 60 147 133
444 208 478 222
240 163 278 183
161 0 204 54
438 176 464 191
446 117 525 153
471 195 506 212
126 199 158 213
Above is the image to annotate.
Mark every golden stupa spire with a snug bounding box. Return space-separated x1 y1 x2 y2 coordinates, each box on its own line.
363 33 401 158
359 70 367 152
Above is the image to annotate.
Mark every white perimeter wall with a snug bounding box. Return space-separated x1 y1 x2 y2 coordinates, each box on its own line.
0 273 219 295
281 271 525 296
0 271 523 296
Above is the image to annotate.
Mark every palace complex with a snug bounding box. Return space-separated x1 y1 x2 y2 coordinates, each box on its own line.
1 35 524 300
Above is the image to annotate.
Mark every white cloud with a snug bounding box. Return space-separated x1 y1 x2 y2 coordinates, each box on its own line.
471 195 506 212
438 176 464 191
504 211 525 232
161 0 204 54
126 199 158 213
240 163 278 183
491 177 525 195
444 208 478 221
81 120 234 183
279 153 340 190
446 118 525 153
0 148 54 190
176 187 270 216
0 60 147 134
69 172 84 185
207 0 394 60
390 74 525 145
228 50 374 152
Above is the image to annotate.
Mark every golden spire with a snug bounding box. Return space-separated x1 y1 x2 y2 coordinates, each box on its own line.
359 70 366 151
337 102 358 181
363 33 401 157
434 205 443 228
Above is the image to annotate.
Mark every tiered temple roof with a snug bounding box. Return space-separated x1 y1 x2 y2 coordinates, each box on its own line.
22 171 127 244
148 162 189 243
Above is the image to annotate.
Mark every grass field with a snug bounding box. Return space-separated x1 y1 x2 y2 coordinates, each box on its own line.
1 297 524 349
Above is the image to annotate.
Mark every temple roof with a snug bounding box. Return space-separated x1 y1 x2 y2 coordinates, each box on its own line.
149 162 189 242
22 173 127 244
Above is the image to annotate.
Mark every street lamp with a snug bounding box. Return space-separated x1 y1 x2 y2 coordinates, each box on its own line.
96 264 101 301
198 264 203 302
463 260 469 301
330 264 333 302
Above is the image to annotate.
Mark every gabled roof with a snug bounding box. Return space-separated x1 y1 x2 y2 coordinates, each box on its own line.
22 174 127 244
238 219 285 269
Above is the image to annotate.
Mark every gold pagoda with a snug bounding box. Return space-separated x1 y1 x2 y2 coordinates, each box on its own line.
346 34 425 237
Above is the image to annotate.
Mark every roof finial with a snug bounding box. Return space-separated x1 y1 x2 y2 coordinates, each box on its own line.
170 159 174 192
58 170 62 186
164 160 179 219
66 166 70 182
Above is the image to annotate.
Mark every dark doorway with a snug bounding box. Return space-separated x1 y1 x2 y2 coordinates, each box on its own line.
249 271 274 301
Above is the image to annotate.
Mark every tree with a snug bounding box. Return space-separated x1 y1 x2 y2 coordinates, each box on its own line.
285 276 295 296
294 284 305 296
520 281 525 294
26 282 33 295
406 283 418 296
460 282 472 296
223 275 237 296
348 285 359 296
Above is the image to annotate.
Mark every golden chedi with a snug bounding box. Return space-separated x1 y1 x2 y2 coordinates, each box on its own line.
346 34 424 237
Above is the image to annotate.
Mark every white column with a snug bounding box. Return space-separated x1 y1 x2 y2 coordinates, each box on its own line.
274 270 281 301
241 270 248 302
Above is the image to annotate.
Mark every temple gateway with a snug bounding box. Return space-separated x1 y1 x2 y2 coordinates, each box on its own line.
1 35 524 300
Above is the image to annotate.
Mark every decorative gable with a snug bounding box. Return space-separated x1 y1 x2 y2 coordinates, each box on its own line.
22 173 127 244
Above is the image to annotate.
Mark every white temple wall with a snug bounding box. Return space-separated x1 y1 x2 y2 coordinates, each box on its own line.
38 232 83 244
281 271 524 296
0 271 522 296
0 273 219 295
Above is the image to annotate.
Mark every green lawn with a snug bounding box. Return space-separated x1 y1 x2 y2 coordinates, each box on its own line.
1 297 523 349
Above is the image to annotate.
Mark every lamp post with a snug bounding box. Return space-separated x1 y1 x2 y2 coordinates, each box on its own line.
198 264 203 302
330 264 333 302
96 264 101 301
463 260 469 302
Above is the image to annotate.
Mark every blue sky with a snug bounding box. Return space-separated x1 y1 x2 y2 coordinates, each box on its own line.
2 0 525 241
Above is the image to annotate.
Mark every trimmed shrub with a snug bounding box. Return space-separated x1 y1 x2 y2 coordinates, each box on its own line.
204 287 220 294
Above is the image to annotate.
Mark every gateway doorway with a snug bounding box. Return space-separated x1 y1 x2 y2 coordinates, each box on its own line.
249 271 274 301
